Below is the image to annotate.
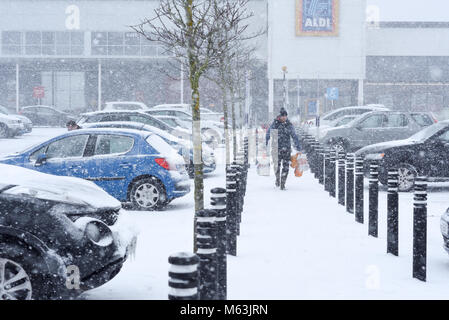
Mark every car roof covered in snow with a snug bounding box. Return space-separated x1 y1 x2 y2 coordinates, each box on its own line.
81 121 182 143
80 110 151 117
67 127 154 139
0 163 121 209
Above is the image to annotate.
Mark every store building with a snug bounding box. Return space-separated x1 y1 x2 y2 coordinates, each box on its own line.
1 0 449 121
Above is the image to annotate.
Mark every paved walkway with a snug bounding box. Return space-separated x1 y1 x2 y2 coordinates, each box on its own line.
227 168 449 299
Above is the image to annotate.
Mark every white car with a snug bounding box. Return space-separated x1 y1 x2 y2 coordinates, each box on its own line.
304 105 390 136
0 113 24 138
152 104 224 122
0 105 32 134
146 109 224 147
103 101 150 111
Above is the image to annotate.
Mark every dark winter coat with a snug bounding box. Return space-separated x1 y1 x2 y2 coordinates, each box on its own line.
266 117 301 152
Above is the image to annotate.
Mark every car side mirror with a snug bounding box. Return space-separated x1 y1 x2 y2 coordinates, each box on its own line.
35 153 47 167
355 125 363 131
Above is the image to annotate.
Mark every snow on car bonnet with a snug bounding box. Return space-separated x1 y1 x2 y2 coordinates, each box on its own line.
0 164 121 209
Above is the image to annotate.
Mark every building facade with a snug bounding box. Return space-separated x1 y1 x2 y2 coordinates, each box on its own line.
1 0 449 121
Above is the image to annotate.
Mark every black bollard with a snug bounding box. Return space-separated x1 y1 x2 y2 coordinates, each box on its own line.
244 136 249 168
317 146 325 185
354 155 364 224
324 148 331 192
329 150 337 198
210 187 227 300
231 162 242 235
368 162 379 237
346 153 355 214
196 209 218 300
413 176 427 282
226 168 237 256
338 151 346 206
387 169 399 256
168 252 200 300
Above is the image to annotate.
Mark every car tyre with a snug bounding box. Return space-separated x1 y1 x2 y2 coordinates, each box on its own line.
0 242 62 300
397 163 417 192
0 124 9 138
129 177 167 211
331 138 348 154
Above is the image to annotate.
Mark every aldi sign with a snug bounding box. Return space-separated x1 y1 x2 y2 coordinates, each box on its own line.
296 0 339 36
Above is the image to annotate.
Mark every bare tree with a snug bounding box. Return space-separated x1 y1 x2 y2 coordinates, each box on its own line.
132 0 252 214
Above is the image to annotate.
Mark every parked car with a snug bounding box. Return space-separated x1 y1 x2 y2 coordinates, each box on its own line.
0 113 24 138
103 101 150 111
152 104 224 122
328 115 359 127
305 105 389 129
82 121 216 177
318 111 430 153
356 120 449 191
20 105 75 127
145 108 224 147
77 110 191 141
0 128 190 210
0 163 136 299
440 207 449 255
0 105 32 134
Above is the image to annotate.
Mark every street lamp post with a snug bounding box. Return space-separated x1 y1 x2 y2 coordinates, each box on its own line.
282 66 288 111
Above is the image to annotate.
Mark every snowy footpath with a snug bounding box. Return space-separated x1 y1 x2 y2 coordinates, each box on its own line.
85 153 449 299
2 129 449 299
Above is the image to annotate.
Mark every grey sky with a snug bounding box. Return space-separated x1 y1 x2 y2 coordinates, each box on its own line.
367 0 449 21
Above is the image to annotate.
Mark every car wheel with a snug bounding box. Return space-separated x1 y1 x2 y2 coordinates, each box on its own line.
397 163 417 192
0 124 8 138
0 243 61 300
129 177 167 211
331 139 347 154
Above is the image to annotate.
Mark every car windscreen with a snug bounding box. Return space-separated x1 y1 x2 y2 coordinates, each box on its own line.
0 106 9 115
146 134 177 155
411 114 434 127
409 122 447 142
335 117 356 126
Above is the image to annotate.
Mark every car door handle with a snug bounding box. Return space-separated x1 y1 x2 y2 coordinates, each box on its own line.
119 163 132 168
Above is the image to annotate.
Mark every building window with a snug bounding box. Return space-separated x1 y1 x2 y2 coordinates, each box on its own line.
1 31 84 56
2 31 22 55
91 31 169 57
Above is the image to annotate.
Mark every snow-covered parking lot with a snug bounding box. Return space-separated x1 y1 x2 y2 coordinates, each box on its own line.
2 128 449 299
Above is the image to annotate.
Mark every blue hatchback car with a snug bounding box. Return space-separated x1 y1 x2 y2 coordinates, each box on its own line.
0 128 190 210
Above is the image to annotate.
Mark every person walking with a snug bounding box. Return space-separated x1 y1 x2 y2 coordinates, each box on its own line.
266 107 302 190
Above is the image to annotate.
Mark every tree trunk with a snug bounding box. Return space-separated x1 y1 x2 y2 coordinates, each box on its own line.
230 87 237 161
222 86 231 167
191 82 204 213
185 0 203 253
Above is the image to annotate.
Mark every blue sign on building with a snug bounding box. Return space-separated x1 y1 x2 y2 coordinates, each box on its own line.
296 0 339 36
326 87 339 100
307 100 318 116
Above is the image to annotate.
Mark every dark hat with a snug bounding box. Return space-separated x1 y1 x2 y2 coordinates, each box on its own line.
279 107 288 117
66 120 77 127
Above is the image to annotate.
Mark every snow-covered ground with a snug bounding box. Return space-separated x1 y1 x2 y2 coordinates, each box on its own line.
2 128 449 299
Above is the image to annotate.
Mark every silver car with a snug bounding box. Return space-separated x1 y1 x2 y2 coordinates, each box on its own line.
318 111 429 153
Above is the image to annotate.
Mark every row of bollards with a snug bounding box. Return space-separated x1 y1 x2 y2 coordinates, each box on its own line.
168 139 251 300
299 130 428 282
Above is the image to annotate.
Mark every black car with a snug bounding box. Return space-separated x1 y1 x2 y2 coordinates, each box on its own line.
0 164 135 300
356 120 449 191
77 110 191 140
20 105 75 127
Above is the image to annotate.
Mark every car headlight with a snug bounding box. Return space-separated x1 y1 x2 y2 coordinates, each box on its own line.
74 218 114 246
364 153 385 161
